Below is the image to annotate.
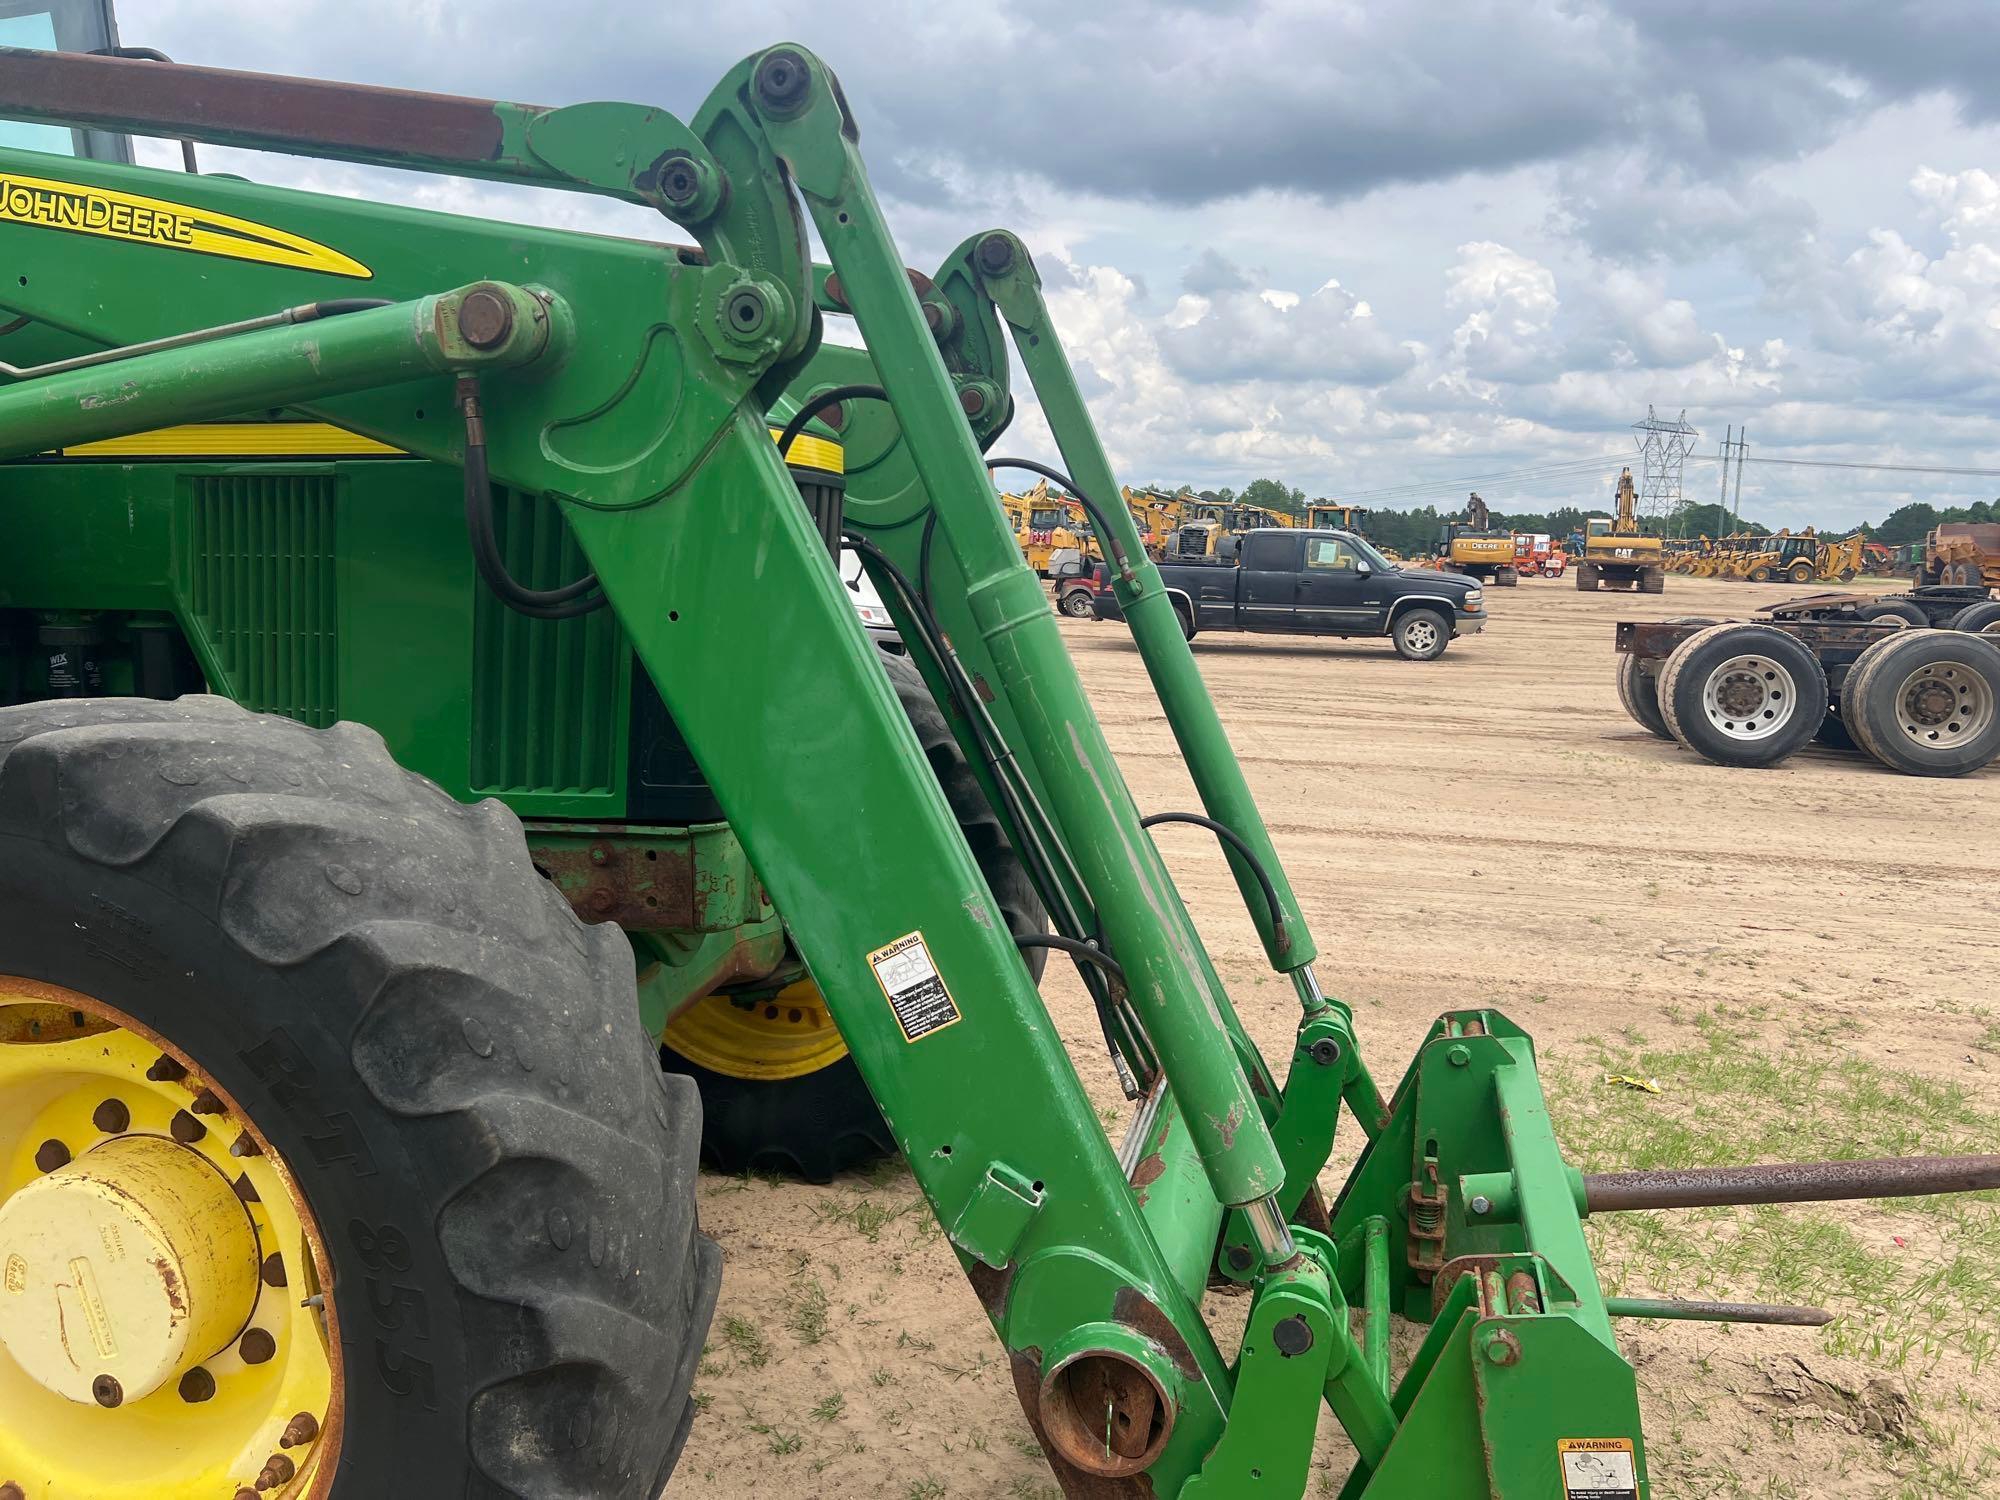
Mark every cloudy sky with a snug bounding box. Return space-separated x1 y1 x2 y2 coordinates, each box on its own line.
114 1 2000 528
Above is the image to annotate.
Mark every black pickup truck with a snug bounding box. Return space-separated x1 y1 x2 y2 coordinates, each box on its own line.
1088 528 1486 659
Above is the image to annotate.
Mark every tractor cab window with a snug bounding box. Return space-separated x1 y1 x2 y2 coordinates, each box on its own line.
0 0 133 161
1587 518 1613 537
1305 536 1360 572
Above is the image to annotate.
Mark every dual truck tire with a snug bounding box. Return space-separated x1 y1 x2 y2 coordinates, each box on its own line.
1621 623 2000 776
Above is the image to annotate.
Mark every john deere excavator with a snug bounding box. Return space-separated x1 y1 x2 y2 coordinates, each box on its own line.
1 22 1995 1500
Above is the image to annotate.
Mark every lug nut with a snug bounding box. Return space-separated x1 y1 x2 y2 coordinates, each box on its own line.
178 1367 216 1403
91 1373 122 1408
230 1131 263 1159
169 1109 206 1144
33 1139 69 1173
191 1088 226 1115
261 1253 288 1289
92 1098 130 1134
240 1328 277 1365
235 1173 260 1204
146 1054 189 1082
256 1453 297 1489
281 1412 321 1447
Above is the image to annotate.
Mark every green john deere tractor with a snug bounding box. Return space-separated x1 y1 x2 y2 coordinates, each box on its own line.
0 18 1994 1500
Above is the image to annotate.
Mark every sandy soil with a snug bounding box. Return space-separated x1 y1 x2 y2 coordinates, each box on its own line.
676 573 1999 1497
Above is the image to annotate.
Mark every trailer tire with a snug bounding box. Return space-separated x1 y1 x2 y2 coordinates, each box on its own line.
0 696 715 1500
1838 630 2000 778
1950 600 2000 634
1616 654 1672 740
1392 607 1451 661
1859 599 1927 628
663 648 1046 1180
1659 623 1827 768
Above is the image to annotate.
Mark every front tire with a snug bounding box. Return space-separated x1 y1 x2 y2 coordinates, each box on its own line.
1392 608 1451 661
1059 587 1095 618
0 697 715 1499
661 648 1046 1180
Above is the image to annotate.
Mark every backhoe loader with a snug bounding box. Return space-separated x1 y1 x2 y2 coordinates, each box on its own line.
1 27 1996 1500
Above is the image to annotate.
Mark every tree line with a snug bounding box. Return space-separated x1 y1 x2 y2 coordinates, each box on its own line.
1142 480 1999 558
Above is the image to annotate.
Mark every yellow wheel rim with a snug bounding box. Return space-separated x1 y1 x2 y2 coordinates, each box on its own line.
663 980 849 1082
0 978 340 1500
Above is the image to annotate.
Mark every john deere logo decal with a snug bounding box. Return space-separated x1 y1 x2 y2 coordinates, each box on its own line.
0 170 371 279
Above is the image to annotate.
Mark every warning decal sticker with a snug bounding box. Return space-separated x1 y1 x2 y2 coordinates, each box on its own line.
0 170 373 279
868 930 962 1042
1559 1438 1639 1500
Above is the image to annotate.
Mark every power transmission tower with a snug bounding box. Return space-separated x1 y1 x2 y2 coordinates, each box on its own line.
1633 406 1698 530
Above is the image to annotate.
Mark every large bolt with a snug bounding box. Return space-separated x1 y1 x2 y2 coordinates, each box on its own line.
1309 1037 1342 1067
257 1454 297 1489
1482 1329 1521 1367
1469 1194 1493 1216
753 49 812 114
33 1139 69 1174
178 1367 216 1403
724 285 771 339
239 1328 277 1365
1446 1044 1471 1068
1270 1315 1314 1358
169 1109 206 1144
1224 1243 1255 1275
281 1412 321 1448
976 233 1017 277
457 288 515 351
91 1374 122 1408
649 150 704 209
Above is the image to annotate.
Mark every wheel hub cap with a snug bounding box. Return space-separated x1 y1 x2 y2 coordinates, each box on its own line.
0 1135 260 1405
1702 654 1796 740
1897 662 1994 748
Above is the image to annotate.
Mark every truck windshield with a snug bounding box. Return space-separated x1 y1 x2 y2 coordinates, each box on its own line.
1346 534 1396 572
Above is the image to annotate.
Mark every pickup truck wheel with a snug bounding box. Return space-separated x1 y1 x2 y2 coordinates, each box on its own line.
1058 587 1095 618
1392 608 1450 661
1659 623 1827 768
1839 630 2000 777
1174 601 1195 641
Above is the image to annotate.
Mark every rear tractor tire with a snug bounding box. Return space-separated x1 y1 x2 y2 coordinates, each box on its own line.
1839 629 2000 777
1658 623 1828 768
0 697 716 1500
661 647 1047 1181
1615 617 1715 741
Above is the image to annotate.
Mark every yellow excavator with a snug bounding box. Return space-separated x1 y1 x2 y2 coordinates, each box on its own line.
1576 468 1665 593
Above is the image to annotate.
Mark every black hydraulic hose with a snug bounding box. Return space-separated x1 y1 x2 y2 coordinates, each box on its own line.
1140 811 1288 954
1015 933 1127 990
457 376 606 619
776 383 888 460
845 530 1154 1092
984 457 1133 572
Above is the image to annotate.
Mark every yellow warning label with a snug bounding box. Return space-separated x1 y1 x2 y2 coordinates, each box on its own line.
0 170 372 279
1559 1437 1638 1500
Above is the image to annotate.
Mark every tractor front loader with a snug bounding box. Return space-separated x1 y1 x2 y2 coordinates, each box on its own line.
2 40 1998 1500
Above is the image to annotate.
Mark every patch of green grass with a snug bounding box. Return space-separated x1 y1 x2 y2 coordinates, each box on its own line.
720 1314 770 1370
810 1391 845 1423
906 1479 946 1500
748 1422 802 1456
787 1277 830 1344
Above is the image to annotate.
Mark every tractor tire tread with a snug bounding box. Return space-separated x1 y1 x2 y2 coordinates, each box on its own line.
0 695 714 1500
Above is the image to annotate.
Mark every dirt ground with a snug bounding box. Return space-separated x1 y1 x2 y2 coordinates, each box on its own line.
677 573 1999 1498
